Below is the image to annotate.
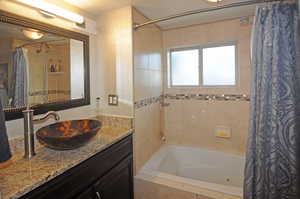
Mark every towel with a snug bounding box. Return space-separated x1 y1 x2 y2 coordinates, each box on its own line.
0 98 11 163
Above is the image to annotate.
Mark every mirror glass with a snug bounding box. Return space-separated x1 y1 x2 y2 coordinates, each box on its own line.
0 22 85 110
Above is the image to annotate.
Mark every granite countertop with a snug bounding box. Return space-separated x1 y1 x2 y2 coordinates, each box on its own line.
0 120 133 199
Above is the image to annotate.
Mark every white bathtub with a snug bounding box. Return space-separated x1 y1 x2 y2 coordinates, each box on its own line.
136 145 245 199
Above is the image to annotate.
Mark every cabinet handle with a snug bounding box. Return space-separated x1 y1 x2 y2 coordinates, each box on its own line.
96 191 102 199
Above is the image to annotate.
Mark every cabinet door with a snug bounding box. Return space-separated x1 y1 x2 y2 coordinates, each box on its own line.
93 156 133 199
74 187 95 199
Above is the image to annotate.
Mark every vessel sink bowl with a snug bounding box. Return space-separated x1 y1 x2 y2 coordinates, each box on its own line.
36 120 102 150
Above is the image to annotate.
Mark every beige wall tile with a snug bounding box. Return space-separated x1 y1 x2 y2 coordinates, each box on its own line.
164 100 249 155
133 8 163 100
135 178 160 199
196 195 214 199
133 8 163 172
158 184 197 199
162 18 252 155
135 178 197 199
223 194 242 199
134 103 163 171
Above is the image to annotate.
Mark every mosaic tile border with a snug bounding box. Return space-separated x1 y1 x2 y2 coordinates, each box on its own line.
164 93 250 101
134 96 163 109
134 94 250 109
29 90 70 96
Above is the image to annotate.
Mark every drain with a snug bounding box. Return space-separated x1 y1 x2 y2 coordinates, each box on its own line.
226 178 230 182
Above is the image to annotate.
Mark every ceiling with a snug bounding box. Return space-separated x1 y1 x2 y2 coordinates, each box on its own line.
63 0 256 29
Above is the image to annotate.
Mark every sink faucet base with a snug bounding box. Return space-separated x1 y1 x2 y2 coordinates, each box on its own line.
22 109 60 159
23 109 36 159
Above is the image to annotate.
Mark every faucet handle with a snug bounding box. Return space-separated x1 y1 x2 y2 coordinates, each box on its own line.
33 111 60 122
49 111 60 121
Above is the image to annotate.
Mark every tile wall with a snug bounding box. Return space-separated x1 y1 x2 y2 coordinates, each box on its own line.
132 8 164 172
162 18 253 155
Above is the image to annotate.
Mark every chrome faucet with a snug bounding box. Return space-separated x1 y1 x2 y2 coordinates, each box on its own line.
33 111 60 122
22 109 60 159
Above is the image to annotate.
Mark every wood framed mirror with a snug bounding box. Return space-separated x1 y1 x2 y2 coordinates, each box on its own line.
0 10 90 121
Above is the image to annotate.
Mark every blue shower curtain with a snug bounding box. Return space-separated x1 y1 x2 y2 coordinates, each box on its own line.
10 48 28 107
244 3 300 199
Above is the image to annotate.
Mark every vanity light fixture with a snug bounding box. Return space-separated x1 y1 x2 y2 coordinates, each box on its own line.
15 0 85 24
22 29 44 40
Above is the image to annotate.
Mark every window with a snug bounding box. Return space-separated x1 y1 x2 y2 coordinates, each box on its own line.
169 43 237 87
170 49 199 86
203 45 236 86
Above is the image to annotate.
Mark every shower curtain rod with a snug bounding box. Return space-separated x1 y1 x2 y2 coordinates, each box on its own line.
133 0 285 30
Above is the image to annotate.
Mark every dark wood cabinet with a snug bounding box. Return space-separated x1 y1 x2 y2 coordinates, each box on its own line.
93 155 133 199
21 135 133 199
75 187 95 199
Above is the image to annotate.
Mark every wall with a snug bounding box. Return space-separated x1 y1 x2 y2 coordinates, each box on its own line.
132 8 163 172
1 0 101 139
162 18 252 155
96 6 134 117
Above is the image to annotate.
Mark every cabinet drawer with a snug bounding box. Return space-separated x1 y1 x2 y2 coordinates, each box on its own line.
21 134 132 199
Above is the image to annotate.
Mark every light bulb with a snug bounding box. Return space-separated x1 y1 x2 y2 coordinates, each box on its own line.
206 0 222 3
22 29 44 40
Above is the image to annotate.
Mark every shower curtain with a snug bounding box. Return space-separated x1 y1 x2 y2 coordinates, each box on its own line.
244 3 300 199
10 47 29 107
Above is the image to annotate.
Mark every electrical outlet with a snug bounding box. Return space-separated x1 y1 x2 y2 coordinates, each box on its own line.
108 94 118 106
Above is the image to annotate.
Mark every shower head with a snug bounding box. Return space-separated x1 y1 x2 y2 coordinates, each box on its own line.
35 42 50 54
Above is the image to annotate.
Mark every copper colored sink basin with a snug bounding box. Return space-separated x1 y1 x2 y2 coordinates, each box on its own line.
36 120 102 150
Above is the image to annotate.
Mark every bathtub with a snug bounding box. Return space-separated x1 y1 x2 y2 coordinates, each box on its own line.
136 145 245 199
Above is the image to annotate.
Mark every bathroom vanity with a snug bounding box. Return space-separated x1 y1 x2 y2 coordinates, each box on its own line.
0 120 133 199
21 134 133 199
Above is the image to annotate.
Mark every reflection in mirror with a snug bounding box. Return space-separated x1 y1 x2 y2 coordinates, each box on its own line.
0 22 85 110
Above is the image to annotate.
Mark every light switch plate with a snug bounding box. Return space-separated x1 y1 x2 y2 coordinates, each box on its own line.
108 94 118 106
